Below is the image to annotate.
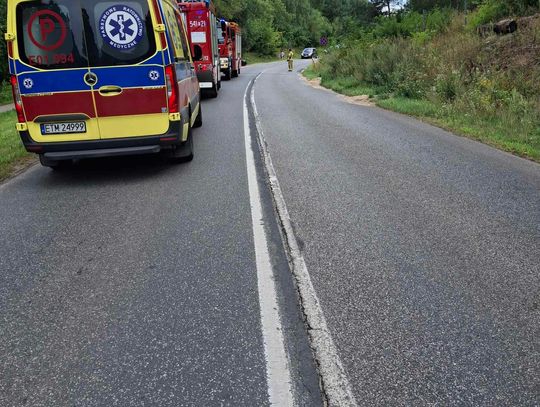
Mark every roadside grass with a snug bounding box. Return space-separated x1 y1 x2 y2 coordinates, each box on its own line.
302 64 320 80
0 110 31 182
303 67 540 162
376 97 441 118
320 77 376 97
377 98 540 160
0 82 12 105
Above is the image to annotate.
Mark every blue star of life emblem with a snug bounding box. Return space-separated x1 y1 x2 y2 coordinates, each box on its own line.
99 5 144 50
23 78 34 89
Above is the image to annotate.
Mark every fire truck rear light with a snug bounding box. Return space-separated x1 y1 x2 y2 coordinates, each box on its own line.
10 76 25 123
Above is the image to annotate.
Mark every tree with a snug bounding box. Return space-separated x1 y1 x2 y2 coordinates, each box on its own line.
370 0 403 15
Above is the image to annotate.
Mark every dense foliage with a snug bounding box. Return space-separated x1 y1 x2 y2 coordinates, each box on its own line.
311 0 540 159
1 0 538 77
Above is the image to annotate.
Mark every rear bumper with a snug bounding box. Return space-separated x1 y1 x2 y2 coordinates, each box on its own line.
197 70 215 88
44 145 162 160
19 120 181 160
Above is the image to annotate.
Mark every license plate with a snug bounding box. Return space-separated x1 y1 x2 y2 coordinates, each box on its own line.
41 121 86 135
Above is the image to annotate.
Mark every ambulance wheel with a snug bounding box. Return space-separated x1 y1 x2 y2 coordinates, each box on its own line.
224 67 232 80
217 78 221 90
193 103 202 128
39 154 71 170
171 126 193 163
232 69 238 78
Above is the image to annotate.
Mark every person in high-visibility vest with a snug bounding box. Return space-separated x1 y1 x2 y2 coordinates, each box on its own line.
287 49 293 72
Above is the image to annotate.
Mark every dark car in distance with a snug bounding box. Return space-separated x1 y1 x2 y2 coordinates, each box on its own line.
301 48 317 59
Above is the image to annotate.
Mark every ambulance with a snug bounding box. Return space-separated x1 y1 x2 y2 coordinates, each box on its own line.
218 20 241 80
177 0 220 98
6 0 202 168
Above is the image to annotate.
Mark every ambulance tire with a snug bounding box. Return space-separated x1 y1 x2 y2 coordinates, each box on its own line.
217 78 221 90
171 124 193 163
224 67 232 80
193 102 202 128
232 69 238 78
39 154 71 171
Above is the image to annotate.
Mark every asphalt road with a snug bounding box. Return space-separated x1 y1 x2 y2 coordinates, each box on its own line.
0 64 322 406
2 58 539 406
254 60 540 405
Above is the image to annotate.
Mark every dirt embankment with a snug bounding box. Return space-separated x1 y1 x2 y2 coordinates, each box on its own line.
300 73 374 107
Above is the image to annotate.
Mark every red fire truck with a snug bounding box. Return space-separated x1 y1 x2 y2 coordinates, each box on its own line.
178 0 221 97
218 20 242 80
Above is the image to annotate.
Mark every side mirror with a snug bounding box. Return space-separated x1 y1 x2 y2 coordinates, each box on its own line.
221 21 227 32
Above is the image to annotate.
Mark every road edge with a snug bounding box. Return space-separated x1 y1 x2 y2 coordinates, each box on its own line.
298 69 540 164
249 72 358 407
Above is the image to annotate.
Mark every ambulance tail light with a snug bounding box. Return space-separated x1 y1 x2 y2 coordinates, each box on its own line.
165 65 178 113
10 76 25 123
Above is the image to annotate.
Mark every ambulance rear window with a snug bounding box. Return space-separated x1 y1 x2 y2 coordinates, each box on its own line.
17 1 87 69
17 0 156 69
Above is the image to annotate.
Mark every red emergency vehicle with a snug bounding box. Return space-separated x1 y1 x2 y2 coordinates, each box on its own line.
218 20 242 80
178 0 221 97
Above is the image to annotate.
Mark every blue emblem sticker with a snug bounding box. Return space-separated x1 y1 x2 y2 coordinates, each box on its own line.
99 5 144 50
23 78 34 89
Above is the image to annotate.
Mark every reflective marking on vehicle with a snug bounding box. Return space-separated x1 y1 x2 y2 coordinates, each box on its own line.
23 78 34 89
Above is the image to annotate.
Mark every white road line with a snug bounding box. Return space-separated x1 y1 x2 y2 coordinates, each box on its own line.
243 79 294 406
250 72 358 407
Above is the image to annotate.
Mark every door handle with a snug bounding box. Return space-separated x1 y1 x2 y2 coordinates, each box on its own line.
98 85 122 96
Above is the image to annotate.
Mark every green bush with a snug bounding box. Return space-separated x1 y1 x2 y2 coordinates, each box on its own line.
312 7 540 160
435 72 461 101
468 0 508 28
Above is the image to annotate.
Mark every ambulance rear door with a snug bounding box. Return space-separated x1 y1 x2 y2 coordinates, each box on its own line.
14 0 100 143
86 0 169 140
